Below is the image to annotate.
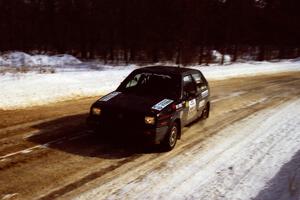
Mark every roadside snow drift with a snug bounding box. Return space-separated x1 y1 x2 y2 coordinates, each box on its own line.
0 69 134 109
0 52 81 67
195 61 300 80
1 57 300 110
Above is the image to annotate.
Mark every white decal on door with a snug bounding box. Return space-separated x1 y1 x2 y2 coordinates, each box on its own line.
187 99 197 120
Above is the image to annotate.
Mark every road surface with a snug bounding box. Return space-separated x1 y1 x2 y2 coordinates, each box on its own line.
1 72 300 200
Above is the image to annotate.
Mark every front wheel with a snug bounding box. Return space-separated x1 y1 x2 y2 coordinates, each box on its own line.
162 122 179 151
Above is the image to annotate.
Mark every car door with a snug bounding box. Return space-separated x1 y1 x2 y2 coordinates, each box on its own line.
191 72 209 116
181 74 198 125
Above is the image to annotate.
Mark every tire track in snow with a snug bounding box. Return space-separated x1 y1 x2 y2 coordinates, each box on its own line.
0 131 91 162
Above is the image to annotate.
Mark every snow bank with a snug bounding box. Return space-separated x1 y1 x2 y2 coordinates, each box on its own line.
0 50 232 68
196 60 300 80
1 60 300 110
211 50 231 64
0 57 10 66
0 68 134 110
0 52 81 67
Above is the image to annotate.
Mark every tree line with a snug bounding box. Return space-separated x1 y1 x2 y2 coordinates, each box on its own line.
0 0 299 65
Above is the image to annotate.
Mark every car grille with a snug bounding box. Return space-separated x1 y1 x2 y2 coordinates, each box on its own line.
101 109 145 130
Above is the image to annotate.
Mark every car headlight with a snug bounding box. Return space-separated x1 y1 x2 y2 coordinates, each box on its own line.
145 116 155 125
92 107 101 115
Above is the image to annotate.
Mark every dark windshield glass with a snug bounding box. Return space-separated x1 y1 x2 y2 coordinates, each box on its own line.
118 72 181 99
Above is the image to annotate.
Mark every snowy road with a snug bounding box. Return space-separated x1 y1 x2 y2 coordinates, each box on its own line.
0 72 300 200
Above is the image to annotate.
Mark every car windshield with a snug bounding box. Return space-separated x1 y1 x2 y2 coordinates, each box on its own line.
118 72 181 99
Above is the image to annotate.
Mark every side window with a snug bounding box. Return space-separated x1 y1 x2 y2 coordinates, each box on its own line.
183 75 197 98
126 74 141 88
192 73 206 94
191 73 203 84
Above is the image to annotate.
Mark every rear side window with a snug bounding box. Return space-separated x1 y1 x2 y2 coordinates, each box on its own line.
191 73 203 84
183 75 197 98
183 75 193 84
192 73 206 94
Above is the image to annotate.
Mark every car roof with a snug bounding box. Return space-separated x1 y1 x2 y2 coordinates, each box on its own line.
134 66 200 76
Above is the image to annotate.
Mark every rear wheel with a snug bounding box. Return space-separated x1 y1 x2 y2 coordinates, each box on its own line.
162 122 179 151
201 102 210 119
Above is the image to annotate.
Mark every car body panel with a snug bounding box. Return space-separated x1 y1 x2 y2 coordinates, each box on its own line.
87 66 210 145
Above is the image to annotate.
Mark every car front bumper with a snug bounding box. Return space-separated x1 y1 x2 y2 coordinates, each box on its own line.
87 115 169 144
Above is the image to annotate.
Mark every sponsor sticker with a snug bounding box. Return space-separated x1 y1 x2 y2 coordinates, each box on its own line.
99 91 121 102
152 99 174 111
187 99 197 120
201 90 209 98
189 99 196 111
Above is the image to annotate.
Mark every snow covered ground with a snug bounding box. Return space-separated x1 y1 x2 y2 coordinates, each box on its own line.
0 53 300 199
75 98 300 200
0 52 300 110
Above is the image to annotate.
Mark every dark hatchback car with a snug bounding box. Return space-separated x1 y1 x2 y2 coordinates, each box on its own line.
87 66 210 151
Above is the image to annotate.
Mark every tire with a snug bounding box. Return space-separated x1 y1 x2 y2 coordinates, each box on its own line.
201 102 210 119
162 122 179 151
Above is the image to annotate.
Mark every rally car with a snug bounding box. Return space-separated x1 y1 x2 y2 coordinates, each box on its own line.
87 66 210 151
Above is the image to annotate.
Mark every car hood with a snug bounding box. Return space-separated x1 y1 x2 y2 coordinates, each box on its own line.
93 91 174 114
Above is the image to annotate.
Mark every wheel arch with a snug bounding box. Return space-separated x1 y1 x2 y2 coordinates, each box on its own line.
174 118 182 139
